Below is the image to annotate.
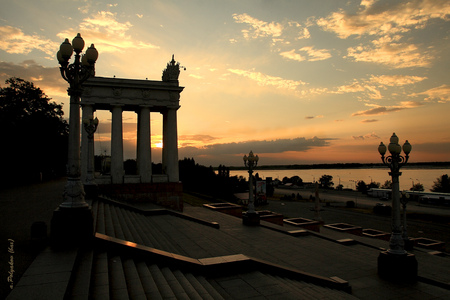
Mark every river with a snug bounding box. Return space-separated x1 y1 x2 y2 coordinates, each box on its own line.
227 168 450 192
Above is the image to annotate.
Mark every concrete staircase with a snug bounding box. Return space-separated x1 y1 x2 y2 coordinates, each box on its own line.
65 246 354 299
66 247 227 299
92 199 189 256
63 199 355 299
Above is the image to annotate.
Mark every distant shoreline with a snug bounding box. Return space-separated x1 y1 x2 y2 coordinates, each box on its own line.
223 161 450 171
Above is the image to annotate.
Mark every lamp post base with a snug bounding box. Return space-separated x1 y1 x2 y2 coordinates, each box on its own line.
378 251 417 282
50 206 94 248
243 212 260 226
83 183 99 199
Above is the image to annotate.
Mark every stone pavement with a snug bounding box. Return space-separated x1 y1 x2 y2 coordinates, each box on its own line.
180 205 450 299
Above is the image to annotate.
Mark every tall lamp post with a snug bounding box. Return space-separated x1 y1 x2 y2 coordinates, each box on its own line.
83 117 99 197
377 133 417 281
51 33 98 246
243 151 260 225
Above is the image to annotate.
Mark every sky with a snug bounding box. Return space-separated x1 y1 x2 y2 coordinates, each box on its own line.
1 0 449 167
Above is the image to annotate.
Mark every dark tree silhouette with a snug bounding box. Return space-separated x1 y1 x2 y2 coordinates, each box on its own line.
319 174 334 189
431 174 450 193
410 182 424 192
381 180 392 189
0 77 69 185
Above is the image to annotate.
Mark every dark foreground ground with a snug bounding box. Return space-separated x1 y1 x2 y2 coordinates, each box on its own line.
1 179 449 299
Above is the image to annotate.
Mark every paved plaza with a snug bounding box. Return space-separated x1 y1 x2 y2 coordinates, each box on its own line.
2 179 450 299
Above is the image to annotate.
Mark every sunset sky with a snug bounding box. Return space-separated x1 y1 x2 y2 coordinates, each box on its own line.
1 0 449 166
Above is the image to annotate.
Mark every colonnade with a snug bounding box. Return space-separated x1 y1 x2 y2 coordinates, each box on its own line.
81 103 180 184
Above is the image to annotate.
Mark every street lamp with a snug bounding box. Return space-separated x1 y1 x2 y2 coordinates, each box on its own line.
83 117 99 194
243 151 260 225
51 33 98 246
377 133 417 281
57 33 98 208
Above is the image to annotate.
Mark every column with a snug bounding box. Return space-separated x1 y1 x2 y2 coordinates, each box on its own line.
137 106 152 182
81 103 94 183
162 107 179 182
111 105 124 184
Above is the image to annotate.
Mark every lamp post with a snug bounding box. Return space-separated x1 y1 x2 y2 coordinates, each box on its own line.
400 191 413 250
83 117 99 196
377 133 417 281
51 33 98 246
243 151 260 225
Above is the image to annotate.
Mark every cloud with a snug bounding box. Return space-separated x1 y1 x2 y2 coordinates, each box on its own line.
0 26 59 56
352 133 380 140
317 0 450 39
416 84 450 103
299 46 332 61
0 61 66 97
279 49 306 62
57 11 159 53
232 13 283 39
361 119 378 123
280 46 331 62
352 99 424 117
346 39 433 68
331 74 428 100
179 137 333 157
228 69 306 90
317 1 449 68
179 134 218 146
369 74 427 86
352 106 403 116
305 115 324 120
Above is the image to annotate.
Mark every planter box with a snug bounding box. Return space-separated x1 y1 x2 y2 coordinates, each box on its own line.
324 223 363 236
362 229 391 241
284 217 321 232
257 210 284 226
412 237 445 251
203 203 243 217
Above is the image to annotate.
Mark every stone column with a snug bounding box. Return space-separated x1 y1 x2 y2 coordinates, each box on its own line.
111 105 124 184
137 106 152 183
81 103 94 183
162 107 179 182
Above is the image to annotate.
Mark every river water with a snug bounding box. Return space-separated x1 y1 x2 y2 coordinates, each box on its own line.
227 168 450 192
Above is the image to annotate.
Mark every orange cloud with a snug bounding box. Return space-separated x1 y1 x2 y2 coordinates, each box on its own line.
417 84 450 103
232 13 283 39
227 69 306 90
0 26 58 56
57 11 159 53
317 0 450 39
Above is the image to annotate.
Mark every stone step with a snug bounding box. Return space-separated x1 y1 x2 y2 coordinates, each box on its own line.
195 276 226 300
89 250 110 299
135 261 163 299
103 201 115 236
110 205 125 240
122 257 146 299
108 254 129 300
95 200 105 234
66 247 94 299
173 270 215 300
148 264 177 299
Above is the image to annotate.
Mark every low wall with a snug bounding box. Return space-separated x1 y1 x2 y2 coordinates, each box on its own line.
98 182 183 211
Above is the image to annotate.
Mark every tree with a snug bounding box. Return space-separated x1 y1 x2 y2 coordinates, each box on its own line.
319 174 334 189
381 180 392 189
410 183 424 192
0 77 68 185
356 180 368 193
431 174 450 193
